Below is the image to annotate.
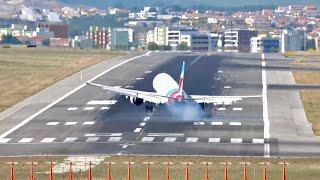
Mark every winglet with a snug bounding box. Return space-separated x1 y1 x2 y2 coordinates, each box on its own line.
178 61 185 94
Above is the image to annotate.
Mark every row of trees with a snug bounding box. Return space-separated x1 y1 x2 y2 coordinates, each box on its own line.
147 42 190 51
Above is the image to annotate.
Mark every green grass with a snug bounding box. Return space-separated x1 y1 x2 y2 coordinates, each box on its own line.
2 156 320 179
0 47 124 112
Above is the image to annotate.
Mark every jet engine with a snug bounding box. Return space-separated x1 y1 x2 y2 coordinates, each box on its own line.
129 97 143 105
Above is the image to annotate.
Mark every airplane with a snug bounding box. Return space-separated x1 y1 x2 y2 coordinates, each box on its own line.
87 61 260 113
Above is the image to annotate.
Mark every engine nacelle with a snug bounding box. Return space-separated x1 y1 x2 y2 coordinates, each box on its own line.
129 97 143 105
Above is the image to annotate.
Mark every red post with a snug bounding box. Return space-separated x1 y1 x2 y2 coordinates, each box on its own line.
262 162 267 180
88 162 93 180
10 162 15 180
184 163 190 180
165 162 171 180
204 162 209 180
243 163 248 180
224 163 228 180
68 162 73 180
126 162 133 180
29 162 35 180
107 163 112 180
146 163 150 180
282 161 286 180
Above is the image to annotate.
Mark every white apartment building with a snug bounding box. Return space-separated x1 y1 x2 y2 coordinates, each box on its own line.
250 37 262 53
224 30 238 52
166 30 181 47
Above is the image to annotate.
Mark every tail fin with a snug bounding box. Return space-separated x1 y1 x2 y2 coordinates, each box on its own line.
178 61 185 94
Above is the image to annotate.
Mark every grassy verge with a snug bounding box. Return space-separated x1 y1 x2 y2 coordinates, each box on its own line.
1 156 320 179
0 47 124 112
284 50 320 58
293 71 320 135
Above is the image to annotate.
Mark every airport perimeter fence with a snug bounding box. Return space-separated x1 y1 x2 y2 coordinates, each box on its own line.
2 159 299 180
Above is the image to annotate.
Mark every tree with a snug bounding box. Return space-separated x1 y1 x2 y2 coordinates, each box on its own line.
1 35 22 44
160 45 172 51
147 42 159 51
177 43 190 51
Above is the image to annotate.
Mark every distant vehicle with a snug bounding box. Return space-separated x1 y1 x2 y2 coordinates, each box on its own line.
88 61 260 112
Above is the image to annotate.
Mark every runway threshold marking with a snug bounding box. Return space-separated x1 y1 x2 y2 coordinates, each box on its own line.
84 107 95 111
0 52 150 139
211 122 223 126
0 138 11 143
230 138 242 143
163 137 177 142
83 121 95 125
141 137 155 142
229 122 242 126
41 138 56 143
208 138 220 143
18 138 33 143
86 137 100 142
86 100 117 105
186 137 198 143
67 107 78 111
46 122 60 126
232 107 243 111
261 53 270 157
63 137 78 143
108 137 122 142
134 128 142 133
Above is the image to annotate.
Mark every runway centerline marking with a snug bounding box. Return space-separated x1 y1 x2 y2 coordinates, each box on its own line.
139 122 146 127
85 133 96 137
100 107 110 110
86 137 100 142
224 86 232 89
143 117 150 121
64 122 77 126
46 122 60 126
0 52 150 139
229 122 242 126
186 137 198 143
252 138 265 144
63 137 78 143
211 122 223 126
261 53 270 157
208 138 220 143
41 138 56 143
67 107 78 111
18 138 33 143
134 128 142 133
232 107 243 111
84 107 95 111
163 137 177 142
136 77 144 80
0 138 11 143
145 70 152 74
86 100 117 105
218 107 226 111
108 137 122 142
83 121 95 125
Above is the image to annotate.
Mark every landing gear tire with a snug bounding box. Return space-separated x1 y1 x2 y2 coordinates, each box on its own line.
145 104 153 113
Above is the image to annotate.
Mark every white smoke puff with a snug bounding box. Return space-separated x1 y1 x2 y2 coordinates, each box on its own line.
166 102 204 121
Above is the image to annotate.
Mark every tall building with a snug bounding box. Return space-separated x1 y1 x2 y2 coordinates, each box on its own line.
190 33 210 52
224 30 238 52
281 29 307 53
110 28 135 50
224 29 258 52
85 26 111 49
48 24 68 38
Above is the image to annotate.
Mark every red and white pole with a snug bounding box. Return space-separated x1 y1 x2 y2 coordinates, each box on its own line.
104 162 115 180
143 162 154 180
124 162 135 180
201 162 212 180
162 162 173 180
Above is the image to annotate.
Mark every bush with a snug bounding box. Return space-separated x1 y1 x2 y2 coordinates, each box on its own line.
177 42 190 51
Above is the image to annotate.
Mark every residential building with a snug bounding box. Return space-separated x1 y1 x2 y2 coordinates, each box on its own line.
190 33 211 51
85 26 111 49
224 30 238 52
281 29 307 53
250 37 262 53
48 24 68 38
262 38 280 52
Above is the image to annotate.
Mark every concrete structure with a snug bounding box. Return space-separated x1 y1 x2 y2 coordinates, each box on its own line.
110 28 135 50
85 26 111 49
250 37 262 53
262 38 280 53
281 29 307 53
224 29 258 52
224 30 238 52
190 33 211 51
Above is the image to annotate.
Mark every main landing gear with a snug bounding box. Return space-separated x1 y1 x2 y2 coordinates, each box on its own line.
145 104 154 113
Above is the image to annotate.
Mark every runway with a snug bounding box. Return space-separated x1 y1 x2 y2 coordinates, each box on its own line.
0 52 275 156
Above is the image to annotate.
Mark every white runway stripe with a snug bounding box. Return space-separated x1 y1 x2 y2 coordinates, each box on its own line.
141 137 154 142
84 133 96 137
143 117 150 121
46 122 60 126
67 107 78 111
0 138 11 143
147 133 184 137
211 122 223 126
125 85 134 88
100 107 110 110
218 107 226 111
108 137 122 142
163 137 177 142
186 137 198 143
63 137 78 143
83 121 95 125
193 121 205 126
84 107 95 111
139 122 146 127
229 122 242 126
41 138 56 143
64 122 77 126
87 100 117 105
208 138 220 143
86 137 100 142
224 86 232 89
136 77 144 80
253 138 265 144
18 138 33 143
233 107 243 111
145 70 152 74
230 138 242 143
134 128 142 133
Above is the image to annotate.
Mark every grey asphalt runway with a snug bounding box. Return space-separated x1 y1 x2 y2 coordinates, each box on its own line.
0 52 272 156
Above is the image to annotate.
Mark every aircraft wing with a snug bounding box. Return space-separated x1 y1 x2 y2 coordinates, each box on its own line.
189 95 261 105
87 82 168 104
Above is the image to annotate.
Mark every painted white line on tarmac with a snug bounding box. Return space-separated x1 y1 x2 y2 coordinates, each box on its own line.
141 137 154 142
84 107 95 111
186 137 198 143
67 107 78 111
139 122 146 127
0 138 11 143
145 70 152 74
46 122 60 126
143 117 150 121
86 137 100 142
63 137 78 143
83 121 95 125
218 107 226 111
208 138 220 143
230 138 242 143
147 133 184 137
122 145 128 149
163 137 177 142
261 53 270 158
233 107 243 111
100 107 110 110
87 100 117 105
224 86 232 89
0 52 150 139
18 138 33 143
41 138 56 143
108 137 122 142
125 85 134 89
211 122 223 126
193 121 205 126
64 122 77 126
134 128 142 133
84 133 96 137
136 77 144 80
229 122 242 126
253 138 265 144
